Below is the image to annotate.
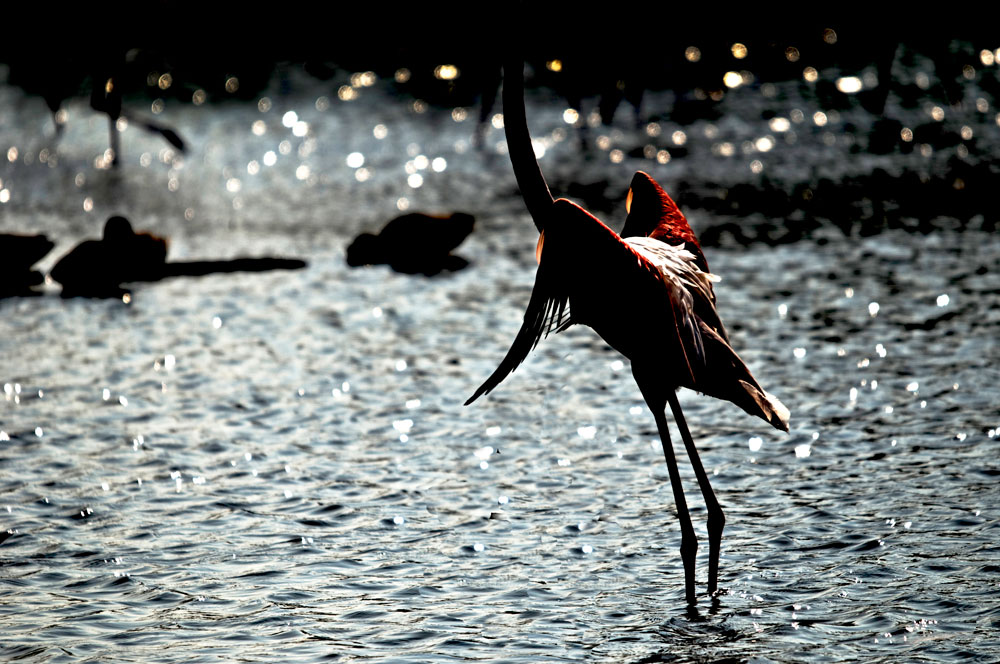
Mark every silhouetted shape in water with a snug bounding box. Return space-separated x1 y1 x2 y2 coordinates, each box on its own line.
50 216 307 298
0 233 55 297
346 212 475 275
4 46 185 167
465 60 789 606
50 216 168 297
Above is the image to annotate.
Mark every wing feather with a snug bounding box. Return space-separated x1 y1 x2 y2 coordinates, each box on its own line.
465 254 569 405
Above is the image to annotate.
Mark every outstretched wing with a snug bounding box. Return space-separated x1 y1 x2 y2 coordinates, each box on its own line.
465 249 570 405
467 198 661 405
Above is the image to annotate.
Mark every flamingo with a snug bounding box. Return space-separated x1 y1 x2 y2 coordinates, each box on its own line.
465 60 789 604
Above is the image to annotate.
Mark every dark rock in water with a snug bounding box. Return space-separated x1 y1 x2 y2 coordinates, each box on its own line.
346 212 474 276
0 233 55 297
50 216 168 297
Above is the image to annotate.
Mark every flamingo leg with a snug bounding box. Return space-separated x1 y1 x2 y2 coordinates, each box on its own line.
667 390 725 596
643 392 698 604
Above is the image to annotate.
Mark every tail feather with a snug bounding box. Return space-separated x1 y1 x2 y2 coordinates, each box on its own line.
735 381 790 432
694 321 790 432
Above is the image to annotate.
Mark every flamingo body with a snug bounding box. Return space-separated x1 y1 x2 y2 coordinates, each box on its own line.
467 60 789 604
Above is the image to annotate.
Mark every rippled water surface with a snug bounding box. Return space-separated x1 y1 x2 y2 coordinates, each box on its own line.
2 50 999 663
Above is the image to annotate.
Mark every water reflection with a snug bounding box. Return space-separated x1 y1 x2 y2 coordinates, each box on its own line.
2 31 1000 664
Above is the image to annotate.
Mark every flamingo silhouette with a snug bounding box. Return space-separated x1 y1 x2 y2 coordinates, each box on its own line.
466 60 789 604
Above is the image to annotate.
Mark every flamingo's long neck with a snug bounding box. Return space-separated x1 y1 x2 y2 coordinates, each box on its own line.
503 60 554 234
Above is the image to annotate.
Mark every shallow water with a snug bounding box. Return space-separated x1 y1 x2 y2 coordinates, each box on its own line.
2 51 1000 662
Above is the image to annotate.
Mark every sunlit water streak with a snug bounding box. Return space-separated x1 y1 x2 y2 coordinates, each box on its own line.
2 58 1000 663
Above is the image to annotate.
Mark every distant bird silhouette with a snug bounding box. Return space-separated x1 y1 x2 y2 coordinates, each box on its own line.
50 216 168 297
5 46 185 167
466 60 789 605
346 212 474 276
0 233 55 297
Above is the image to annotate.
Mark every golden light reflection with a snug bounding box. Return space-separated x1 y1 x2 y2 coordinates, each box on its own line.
452 107 468 122
225 77 239 93
822 28 837 44
750 160 763 173
813 111 827 126
960 125 973 140
105 78 114 94
785 46 800 62
645 122 661 137
684 46 701 62
546 59 563 72
151 99 164 114
338 85 358 101
373 124 388 139
803 67 818 82
411 100 427 113
672 130 686 145
351 71 377 87
192 89 206 105
768 117 790 132
723 71 742 88
258 97 272 112
976 97 989 112
394 68 411 83
158 73 172 90
731 43 747 59
981 49 995 66
625 188 632 213
252 120 266 136
562 108 579 124
346 152 364 168
836 76 863 93
610 149 624 163
491 113 504 129
656 150 670 164
755 136 775 152
434 64 459 80
962 65 975 80
930 106 945 121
